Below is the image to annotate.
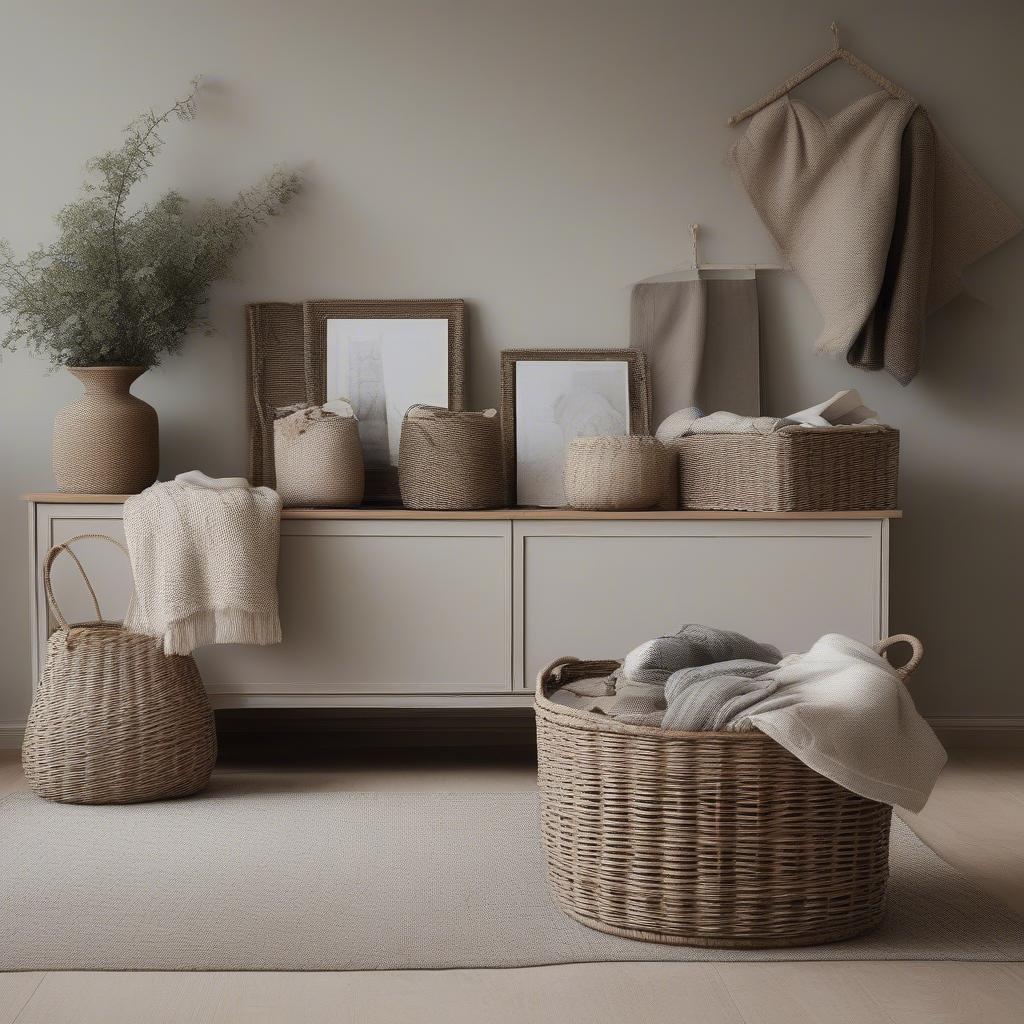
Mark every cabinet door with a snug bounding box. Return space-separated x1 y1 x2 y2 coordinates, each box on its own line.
515 520 886 690
35 510 512 698
199 520 512 696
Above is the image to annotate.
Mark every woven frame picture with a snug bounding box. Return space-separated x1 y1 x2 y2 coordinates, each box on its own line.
303 299 467 503
246 302 306 487
499 348 651 507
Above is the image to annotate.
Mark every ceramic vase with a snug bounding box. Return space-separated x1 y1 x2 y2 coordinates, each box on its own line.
52 366 159 494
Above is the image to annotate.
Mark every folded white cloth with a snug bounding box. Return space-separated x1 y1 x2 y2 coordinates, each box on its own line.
787 389 878 428
123 473 283 655
656 408 789 439
731 634 947 812
174 470 250 491
656 389 883 440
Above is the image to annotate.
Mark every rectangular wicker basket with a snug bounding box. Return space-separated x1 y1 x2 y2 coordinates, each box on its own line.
670 425 899 512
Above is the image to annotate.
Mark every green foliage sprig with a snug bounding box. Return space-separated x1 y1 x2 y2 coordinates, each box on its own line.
0 79 301 369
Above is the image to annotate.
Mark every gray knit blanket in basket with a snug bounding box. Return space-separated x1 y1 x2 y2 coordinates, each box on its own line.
610 624 781 726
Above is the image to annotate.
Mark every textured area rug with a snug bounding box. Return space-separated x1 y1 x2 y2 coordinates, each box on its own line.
2 785 1023 970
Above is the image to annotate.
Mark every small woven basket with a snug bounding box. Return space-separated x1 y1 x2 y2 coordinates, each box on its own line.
22 534 216 805
671 425 899 511
399 406 504 511
534 634 923 948
564 435 666 511
274 409 364 508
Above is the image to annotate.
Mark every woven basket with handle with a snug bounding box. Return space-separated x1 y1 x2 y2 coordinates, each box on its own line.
534 634 924 948
22 534 217 805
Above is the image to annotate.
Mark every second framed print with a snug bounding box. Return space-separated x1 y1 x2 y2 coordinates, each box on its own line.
500 348 651 507
304 299 467 503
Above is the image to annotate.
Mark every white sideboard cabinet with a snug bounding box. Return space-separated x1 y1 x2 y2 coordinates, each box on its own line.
27 497 897 709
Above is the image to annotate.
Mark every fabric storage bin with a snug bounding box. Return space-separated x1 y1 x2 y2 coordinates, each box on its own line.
670 425 899 511
534 637 920 948
399 405 504 510
563 435 666 511
274 406 364 508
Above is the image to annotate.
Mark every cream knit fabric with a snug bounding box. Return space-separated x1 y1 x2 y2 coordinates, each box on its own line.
124 475 282 655
731 91 1021 380
732 634 947 813
732 91 917 358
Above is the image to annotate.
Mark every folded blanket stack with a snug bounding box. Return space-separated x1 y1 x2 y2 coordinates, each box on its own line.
611 625 781 726
654 389 880 442
124 471 283 656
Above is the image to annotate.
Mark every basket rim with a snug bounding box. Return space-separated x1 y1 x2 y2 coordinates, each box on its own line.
535 661 770 742
535 638 919 739
666 424 899 444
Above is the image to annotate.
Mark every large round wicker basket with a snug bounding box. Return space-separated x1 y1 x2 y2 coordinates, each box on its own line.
399 405 504 510
22 534 216 805
534 635 922 948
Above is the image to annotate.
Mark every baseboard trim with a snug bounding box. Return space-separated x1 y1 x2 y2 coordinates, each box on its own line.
0 724 24 750
927 717 1024 737
2 716 1022 751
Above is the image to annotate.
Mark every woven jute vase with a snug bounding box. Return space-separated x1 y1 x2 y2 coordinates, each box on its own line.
22 534 216 805
273 412 364 508
534 634 924 948
398 406 504 511
563 435 665 511
52 366 158 494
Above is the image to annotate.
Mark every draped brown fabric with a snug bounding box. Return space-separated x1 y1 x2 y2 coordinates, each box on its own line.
732 91 1021 384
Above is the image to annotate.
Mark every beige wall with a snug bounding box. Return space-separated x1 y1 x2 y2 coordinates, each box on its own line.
1 0 1021 728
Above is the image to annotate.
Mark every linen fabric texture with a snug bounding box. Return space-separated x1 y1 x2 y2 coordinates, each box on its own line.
610 624 782 726
630 278 760 424
731 91 1021 383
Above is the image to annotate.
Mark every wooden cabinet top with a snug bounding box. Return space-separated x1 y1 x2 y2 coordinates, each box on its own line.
23 493 901 521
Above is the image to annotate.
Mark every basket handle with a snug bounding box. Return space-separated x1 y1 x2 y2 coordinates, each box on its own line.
536 656 582 691
872 634 924 679
43 533 131 632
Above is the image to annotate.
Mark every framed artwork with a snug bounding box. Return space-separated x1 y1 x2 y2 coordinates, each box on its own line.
304 299 467 503
500 348 651 507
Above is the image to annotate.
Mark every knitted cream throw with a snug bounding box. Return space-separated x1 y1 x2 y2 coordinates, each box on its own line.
123 475 283 655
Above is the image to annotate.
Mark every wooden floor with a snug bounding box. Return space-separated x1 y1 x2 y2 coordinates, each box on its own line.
1 738 1022 1024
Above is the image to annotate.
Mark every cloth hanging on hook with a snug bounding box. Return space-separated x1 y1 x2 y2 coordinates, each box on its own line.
731 91 1021 384
630 278 760 426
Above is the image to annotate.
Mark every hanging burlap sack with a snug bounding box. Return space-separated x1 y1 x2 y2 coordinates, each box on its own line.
398 406 504 510
273 402 364 508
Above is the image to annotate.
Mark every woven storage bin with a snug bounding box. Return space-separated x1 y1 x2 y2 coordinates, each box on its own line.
22 534 216 805
534 634 922 948
399 405 504 510
563 435 666 511
671 425 899 512
274 407 364 508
